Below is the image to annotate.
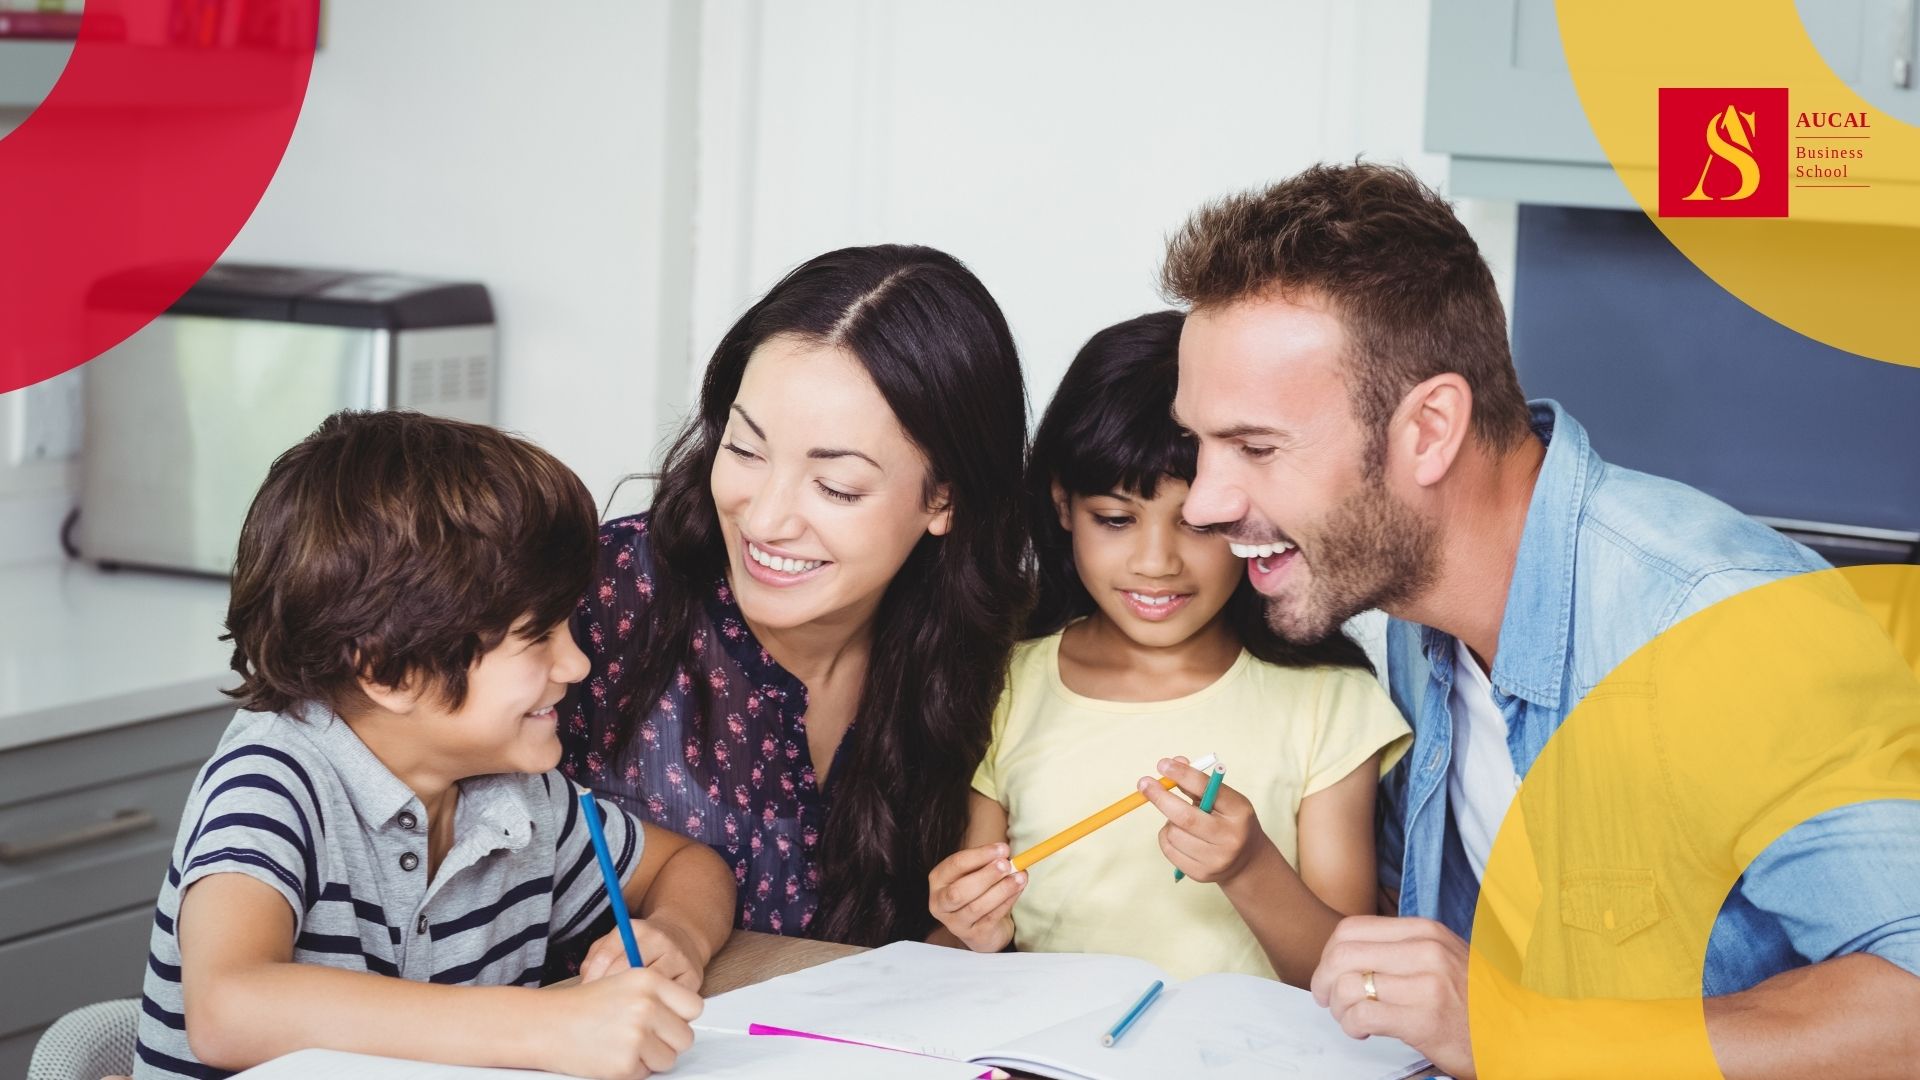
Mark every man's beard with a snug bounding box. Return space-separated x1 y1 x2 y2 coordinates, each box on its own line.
1265 475 1438 643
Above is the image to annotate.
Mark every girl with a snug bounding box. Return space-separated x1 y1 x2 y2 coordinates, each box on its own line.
559 245 1031 951
927 311 1408 986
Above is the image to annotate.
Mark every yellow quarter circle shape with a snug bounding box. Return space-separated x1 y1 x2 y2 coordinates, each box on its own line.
1558 1 1920 367
1468 565 1920 1077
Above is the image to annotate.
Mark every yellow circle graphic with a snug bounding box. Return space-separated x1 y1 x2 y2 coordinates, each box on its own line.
1468 564 1920 1077
1558 1 1920 367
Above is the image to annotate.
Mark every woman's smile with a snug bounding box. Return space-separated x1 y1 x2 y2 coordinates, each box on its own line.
740 537 832 586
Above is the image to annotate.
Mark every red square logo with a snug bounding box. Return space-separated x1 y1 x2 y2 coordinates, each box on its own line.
1658 88 1789 218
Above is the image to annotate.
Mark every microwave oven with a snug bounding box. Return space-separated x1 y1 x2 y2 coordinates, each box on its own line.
78 263 496 576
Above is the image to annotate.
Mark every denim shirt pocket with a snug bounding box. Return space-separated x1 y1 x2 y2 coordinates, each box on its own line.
1559 868 1668 945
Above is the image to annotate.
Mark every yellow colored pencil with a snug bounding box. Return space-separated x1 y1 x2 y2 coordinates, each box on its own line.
1010 753 1218 871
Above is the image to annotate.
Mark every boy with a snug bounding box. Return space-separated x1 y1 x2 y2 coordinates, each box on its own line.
133 411 736 1079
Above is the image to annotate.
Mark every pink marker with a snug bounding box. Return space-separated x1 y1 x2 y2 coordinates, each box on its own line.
747 1024 1008 1079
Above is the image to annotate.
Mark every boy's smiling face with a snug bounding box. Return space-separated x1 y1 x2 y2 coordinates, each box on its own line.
437 615 589 777
356 614 591 782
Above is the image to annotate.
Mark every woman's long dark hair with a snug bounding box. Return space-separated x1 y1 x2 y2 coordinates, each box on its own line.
622 245 1031 945
1028 310 1370 672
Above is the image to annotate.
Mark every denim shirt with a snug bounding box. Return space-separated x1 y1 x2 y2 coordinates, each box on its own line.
1379 400 1920 995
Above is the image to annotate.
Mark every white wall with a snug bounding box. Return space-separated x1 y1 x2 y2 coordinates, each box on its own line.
220 0 698 515
689 0 1516 414
0 0 1516 566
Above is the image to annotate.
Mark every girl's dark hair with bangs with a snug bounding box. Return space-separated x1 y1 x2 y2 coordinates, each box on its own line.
1028 310 1371 672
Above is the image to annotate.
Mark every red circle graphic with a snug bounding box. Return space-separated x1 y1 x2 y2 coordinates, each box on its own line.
0 0 317 394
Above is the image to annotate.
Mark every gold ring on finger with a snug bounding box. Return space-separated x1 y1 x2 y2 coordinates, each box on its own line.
1362 969 1378 1002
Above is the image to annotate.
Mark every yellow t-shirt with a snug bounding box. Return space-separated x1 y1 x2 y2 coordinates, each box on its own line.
972 630 1411 980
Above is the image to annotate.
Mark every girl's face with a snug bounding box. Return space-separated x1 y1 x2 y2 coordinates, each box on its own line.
710 333 952 634
1059 478 1242 649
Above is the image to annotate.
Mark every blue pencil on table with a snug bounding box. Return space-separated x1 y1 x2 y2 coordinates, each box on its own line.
578 789 644 968
1173 765 1227 883
1101 979 1165 1047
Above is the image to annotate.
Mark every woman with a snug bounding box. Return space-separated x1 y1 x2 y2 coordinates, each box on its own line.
558 245 1031 948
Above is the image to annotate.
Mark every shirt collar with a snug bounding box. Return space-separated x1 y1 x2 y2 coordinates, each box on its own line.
298 703 535 850
453 773 536 854
300 703 421 828
1486 399 1594 706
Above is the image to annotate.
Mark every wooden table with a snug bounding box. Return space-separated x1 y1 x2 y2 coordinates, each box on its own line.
703 929 865 996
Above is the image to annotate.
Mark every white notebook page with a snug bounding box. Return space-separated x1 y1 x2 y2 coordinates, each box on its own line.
975 972 1430 1080
696 940 1166 1060
236 1030 985 1079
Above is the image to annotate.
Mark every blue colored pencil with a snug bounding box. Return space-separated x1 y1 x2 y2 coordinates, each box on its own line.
1101 979 1165 1047
578 790 644 968
1173 766 1227 882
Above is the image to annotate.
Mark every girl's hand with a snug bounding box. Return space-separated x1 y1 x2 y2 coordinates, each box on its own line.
579 917 709 992
1140 756 1274 885
548 966 703 1079
927 842 1025 952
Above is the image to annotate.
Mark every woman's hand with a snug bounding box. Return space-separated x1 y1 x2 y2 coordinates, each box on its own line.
927 841 1025 952
579 917 710 992
547 967 703 1079
1140 756 1274 885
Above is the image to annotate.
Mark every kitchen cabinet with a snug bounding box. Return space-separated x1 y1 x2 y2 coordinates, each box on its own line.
0 560 232 1075
0 707 229 1076
1425 0 1632 208
1797 0 1920 126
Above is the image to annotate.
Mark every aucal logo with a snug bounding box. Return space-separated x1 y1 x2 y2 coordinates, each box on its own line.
1658 88 1789 218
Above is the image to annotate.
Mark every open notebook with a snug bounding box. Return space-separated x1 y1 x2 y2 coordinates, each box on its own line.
237 1031 983 1078
697 941 1431 1080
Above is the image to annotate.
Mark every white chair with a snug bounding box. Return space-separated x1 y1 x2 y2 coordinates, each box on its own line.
28 999 139 1080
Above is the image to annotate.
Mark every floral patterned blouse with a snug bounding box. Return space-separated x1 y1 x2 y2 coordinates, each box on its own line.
557 513 841 938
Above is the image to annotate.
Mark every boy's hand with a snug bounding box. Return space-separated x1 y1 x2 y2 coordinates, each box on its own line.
927 841 1024 952
550 967 702 1079
579 917 710 992
1140 756 1271 885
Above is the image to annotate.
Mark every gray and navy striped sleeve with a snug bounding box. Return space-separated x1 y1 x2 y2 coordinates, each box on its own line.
173 742 325 918
545 774 643 944
137 741 327 1079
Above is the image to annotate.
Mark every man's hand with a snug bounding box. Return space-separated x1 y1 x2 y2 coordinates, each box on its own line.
1311 915 1476 1078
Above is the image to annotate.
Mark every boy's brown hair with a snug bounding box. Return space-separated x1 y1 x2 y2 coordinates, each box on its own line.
1161 162 1533 467
223 410 597 716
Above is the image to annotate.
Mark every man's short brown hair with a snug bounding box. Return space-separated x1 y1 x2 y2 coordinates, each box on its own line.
1162 162 1532 464
224 410 597 717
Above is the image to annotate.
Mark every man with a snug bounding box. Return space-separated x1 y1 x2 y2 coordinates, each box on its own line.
1161 162 1920 1078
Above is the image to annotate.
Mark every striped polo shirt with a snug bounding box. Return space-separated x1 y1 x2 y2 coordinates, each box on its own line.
133 705 642 1079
